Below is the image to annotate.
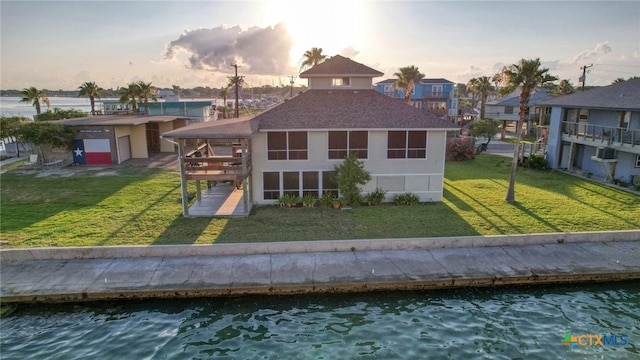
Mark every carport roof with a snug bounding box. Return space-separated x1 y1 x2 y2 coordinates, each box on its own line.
52 115 188 126
161 116 259 139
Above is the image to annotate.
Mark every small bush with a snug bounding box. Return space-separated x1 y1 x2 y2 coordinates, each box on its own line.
523 154 548 170
301 194 317 207
446 137 475 161
318 192 337 207
393 192 420 205
364 188 387 206
277 194 300 207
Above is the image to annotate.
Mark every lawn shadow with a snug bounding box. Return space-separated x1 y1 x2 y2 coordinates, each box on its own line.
443 184 512 235
152 215 216 245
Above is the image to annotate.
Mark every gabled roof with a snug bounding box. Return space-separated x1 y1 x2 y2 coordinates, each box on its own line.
376 79 397 85
254 90 458 130
300 55 384 78
52 115 186 126
162 116 259 139
486 87 552 107
419 78 454 84
540 78 640 110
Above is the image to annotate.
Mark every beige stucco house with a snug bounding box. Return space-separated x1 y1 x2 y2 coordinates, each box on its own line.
162 55 458 217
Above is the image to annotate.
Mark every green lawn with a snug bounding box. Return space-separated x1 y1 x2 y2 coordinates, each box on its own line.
1 155 638 248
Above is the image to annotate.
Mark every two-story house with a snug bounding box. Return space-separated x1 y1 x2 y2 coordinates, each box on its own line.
543 79 640 185
375 78 457 119
485 87 552 133
162 55 458 217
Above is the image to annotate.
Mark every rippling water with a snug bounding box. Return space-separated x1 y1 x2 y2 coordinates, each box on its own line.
2 282 639 359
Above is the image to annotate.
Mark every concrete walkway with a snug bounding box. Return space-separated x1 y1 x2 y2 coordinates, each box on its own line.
1 233 639 303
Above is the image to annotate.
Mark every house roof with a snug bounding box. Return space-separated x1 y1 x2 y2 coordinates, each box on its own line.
486 87 552 107
254 89 458 130
52 115 187 126
376 79 397 85
161 116 259 139
300 55 384 78
540 78 640 110
419 78 454 84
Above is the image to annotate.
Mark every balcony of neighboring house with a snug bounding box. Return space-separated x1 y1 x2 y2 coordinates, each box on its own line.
419 91 451 100
561 121 640 154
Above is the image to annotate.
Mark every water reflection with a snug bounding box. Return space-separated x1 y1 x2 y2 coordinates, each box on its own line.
2 282 639 359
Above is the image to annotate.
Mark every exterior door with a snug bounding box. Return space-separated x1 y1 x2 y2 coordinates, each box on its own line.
118 135 131 163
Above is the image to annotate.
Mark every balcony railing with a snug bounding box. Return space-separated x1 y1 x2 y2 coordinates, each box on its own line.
562 121 640 147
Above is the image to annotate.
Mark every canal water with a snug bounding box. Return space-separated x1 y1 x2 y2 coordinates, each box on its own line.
1 282 638 359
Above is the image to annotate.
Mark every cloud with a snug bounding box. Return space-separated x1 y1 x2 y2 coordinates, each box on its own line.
339 46 360 58
570 41 612 64
164 23 294 75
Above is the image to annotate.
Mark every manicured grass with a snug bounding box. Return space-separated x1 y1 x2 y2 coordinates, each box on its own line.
1 155 638 248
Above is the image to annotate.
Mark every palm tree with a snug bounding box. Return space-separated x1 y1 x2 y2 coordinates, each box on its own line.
500 58 558 202
218 87 229 119
119 83 140 112
136 81 157 115
20 87 50 115
612 77 626 84
473 76 494 119
77 81 103 115
394 65 424 103
466 78 479 107
300 47 327 72
554 79 575 96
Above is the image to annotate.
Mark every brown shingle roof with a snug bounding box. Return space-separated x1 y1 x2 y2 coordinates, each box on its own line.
254 90 458 130
541 78 640 110
300 55 384 78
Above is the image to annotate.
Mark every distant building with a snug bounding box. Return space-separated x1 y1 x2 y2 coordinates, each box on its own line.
102 100 215 122
375 78 457 119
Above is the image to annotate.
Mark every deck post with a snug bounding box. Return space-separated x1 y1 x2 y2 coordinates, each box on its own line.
241 138 249 215
177 139 190 217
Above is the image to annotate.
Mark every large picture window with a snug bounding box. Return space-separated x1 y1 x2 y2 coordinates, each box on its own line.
267 131 308 160
387 131 427 159
262 170 338 200
263 172 280 200
328 131 368 159
283 172 299 196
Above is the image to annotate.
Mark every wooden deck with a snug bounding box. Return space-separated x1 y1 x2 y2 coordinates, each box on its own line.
187 182 251 217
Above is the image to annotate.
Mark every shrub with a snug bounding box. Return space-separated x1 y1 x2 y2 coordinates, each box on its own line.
364 188 387 206
318 192 337 207
446 137 475 161
523 154 548 170
277 194 300 207
301 194 317 207
332 153 371 207
393 192 420 205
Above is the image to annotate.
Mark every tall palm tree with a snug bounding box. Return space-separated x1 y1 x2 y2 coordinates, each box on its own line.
473 76 494 119
466 78 479 107
119 83 140 112
500 58 558 202
394 65 424 103
136 81 157 115
554 79 575 95
300 47 327 72
20 87 50 115
77 81 103 115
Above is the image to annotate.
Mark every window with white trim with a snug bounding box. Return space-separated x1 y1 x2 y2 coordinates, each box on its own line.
332 77 350 87
387 131 427 159
262 170 337 199
328 131 368 159
636 154 640 168
267 131 308 160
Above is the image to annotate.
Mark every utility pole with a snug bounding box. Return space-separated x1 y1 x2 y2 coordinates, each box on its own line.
580 64 593 91
289 75 296 97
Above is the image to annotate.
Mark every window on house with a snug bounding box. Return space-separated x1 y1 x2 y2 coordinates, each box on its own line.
332 77 350 87
620 111 631 129
432 85 443 96
322 171 339 197
328 131 368 159
283 172 299 196
387 131 427 159
267 131 308 160
302 171 319 196
263 172 280 200
505 106 514 115
636 155 640 168
428 101 446 110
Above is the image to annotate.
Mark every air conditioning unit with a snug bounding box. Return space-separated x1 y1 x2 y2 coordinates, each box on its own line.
596 147 616 159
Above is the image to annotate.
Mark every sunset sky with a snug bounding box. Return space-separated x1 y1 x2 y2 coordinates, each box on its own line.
1 0 639 91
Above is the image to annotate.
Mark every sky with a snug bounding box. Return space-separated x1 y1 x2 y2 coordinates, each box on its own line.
1 0 639 91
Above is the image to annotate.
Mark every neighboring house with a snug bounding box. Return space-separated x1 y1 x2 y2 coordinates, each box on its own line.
375 78 457 119
162 55 458 217
102 100 215 122
484 87 552 132
543 79 640 185
53 115 188 164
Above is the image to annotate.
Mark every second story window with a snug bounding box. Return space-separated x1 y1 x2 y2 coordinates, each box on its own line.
432 85 443 96
267 131 308 160
332 77 350 87
387 131 427 159
328 131 368 159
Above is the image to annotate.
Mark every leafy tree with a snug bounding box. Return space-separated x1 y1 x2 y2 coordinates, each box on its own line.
469 119 501 145
19 121 75 162
77 81 103 115
553 79 575 96
218 87 230 119
612 77 626 84
472 76 494 119
136 81 158 115
394 65 424 103
500 58 558 202
466 78 479 106
0 116 29 156
35 108 88 121
332 152 371 206
20 87 50 115
300 47 327 72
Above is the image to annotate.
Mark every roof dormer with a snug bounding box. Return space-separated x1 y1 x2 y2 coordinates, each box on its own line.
300 55 384 90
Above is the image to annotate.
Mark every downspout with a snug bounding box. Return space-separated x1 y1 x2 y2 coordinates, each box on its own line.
162 136 190 217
